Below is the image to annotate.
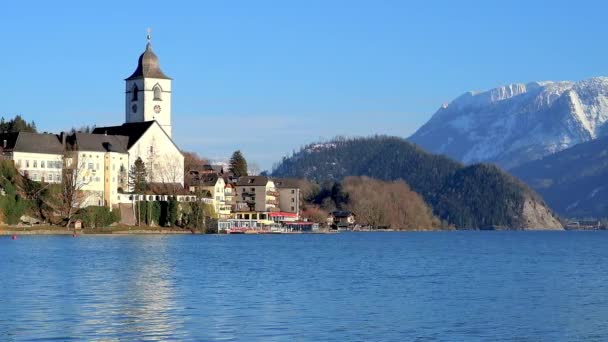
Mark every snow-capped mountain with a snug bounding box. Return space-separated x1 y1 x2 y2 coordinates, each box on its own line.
409 77 608 169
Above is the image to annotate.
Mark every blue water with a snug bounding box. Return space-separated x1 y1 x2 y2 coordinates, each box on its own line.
1 232 608 341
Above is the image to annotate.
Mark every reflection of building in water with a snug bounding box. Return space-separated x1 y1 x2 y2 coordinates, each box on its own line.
71 237 185 338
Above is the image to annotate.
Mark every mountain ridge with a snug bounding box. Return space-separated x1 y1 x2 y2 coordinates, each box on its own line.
409 76 608 169
512 134 608 218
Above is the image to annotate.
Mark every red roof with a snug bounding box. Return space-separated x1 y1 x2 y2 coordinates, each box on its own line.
269 212 298 218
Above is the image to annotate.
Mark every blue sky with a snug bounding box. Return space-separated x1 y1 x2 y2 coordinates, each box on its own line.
1 0 607 169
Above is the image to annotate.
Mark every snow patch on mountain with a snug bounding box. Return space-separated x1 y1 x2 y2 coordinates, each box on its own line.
409 77 608 169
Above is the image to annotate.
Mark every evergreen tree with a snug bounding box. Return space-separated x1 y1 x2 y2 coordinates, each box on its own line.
167 197 178 226
128 157 148 193
229 150 248 177
0 115 38 133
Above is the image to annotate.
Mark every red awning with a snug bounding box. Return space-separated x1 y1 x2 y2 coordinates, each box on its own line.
268 212 298 218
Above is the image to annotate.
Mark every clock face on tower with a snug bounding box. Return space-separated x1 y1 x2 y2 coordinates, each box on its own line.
131 104 137 113
154 105 162 114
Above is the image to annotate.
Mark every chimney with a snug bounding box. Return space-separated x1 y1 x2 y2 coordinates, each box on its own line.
104 130 107 136
61 132 67 147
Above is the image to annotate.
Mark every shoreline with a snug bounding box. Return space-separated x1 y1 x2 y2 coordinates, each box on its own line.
0 228 585 236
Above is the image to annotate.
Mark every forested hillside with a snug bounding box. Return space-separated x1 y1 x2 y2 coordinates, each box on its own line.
512 135 608 218
273 136 561 229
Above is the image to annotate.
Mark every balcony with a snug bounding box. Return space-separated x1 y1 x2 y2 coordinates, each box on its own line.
266 190 279 197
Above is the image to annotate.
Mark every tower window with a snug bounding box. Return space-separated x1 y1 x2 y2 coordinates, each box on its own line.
153 85 162 101
132 84 139 101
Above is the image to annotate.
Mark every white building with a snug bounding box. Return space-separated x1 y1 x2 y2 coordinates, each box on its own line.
93 121 184 187
93 36 184 188
0 132 64 183
66 133 129 207
124 39 173 138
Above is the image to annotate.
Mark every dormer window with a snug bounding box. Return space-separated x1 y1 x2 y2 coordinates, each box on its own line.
153 84 162 101
132 84 139 101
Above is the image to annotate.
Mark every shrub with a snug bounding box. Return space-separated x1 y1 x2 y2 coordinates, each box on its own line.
75 206 120 228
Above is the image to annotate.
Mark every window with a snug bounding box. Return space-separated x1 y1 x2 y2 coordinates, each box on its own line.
41 161 45 168
132 84 139 101
291 198 295 203
291 206 295 211
149 146 154 154
291 189 295 194
33 160 37 168
88 163 94 170
16 160 21 167
26 160 29 168
250 188 255 192
153 84 162 101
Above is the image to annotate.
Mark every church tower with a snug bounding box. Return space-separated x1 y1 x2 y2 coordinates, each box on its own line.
125 33 173 137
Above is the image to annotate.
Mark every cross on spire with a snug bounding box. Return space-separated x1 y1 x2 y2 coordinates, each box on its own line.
146 28 152 43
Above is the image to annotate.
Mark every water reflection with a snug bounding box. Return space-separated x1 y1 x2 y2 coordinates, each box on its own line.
77 236 186 340
2 233 608 340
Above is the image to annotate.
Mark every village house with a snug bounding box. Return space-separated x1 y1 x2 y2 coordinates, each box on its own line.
189 173 231 218
235 176 279 213
0 132 64 183
273 178 301 216
328 210 356 229
223 182 236 212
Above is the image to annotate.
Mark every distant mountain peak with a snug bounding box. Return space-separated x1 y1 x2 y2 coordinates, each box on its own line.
409 76 608 169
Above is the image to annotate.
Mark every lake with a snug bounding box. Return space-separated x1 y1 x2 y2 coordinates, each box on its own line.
1 232 608 341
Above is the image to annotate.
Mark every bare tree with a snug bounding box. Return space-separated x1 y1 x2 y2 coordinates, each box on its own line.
342 176 442 230
57 151 92 226
183 151 209 187
156 154 184 195
248 162 261 176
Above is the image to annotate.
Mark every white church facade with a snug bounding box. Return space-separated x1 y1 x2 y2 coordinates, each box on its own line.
95 37 184 189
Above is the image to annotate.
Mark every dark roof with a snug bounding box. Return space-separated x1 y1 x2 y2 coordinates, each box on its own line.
331 210 355 218
0 132 64 155
125 43 171 80
273 178 300 189
67 133 129 153
203 164 225 174
192 173 222 187
92 122 155 149
236 176 271 186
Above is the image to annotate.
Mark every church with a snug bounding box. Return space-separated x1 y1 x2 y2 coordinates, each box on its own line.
93 36 184 187
0 35 184 208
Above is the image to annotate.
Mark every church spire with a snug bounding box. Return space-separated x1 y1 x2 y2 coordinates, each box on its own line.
146 28 152 50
